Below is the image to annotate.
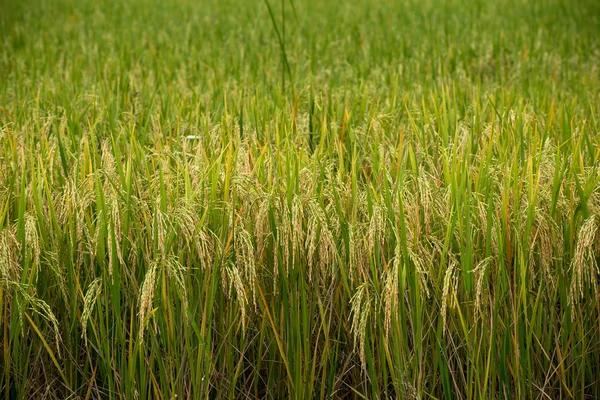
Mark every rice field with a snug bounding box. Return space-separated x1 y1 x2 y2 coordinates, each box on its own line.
1 0 600 398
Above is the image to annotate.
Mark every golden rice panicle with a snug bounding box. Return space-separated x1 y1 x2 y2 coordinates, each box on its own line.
383 243 401 338
154 202 168 260
402 191 421 246
570 216 599 307
172 198 214 270
367 202 386 252
408 246 430 298
172 199 196 249
138 261 158 342
235 218 257 307
305 200 337 281
19 288 62 357
441 260 458 335
106 197 125 279
236 143 252 175
350 282 372 370
101 139 118 188
254 197 271 256
226 262 248 331
81 278 103 345
0 227 20 286
45 250 69 304
24 213 40 272
471 257 490 316
196 229 214 271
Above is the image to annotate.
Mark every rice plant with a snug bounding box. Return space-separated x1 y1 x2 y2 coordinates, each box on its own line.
1 0 599 398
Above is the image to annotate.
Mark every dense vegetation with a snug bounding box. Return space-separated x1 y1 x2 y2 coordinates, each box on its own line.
1 0 600 398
